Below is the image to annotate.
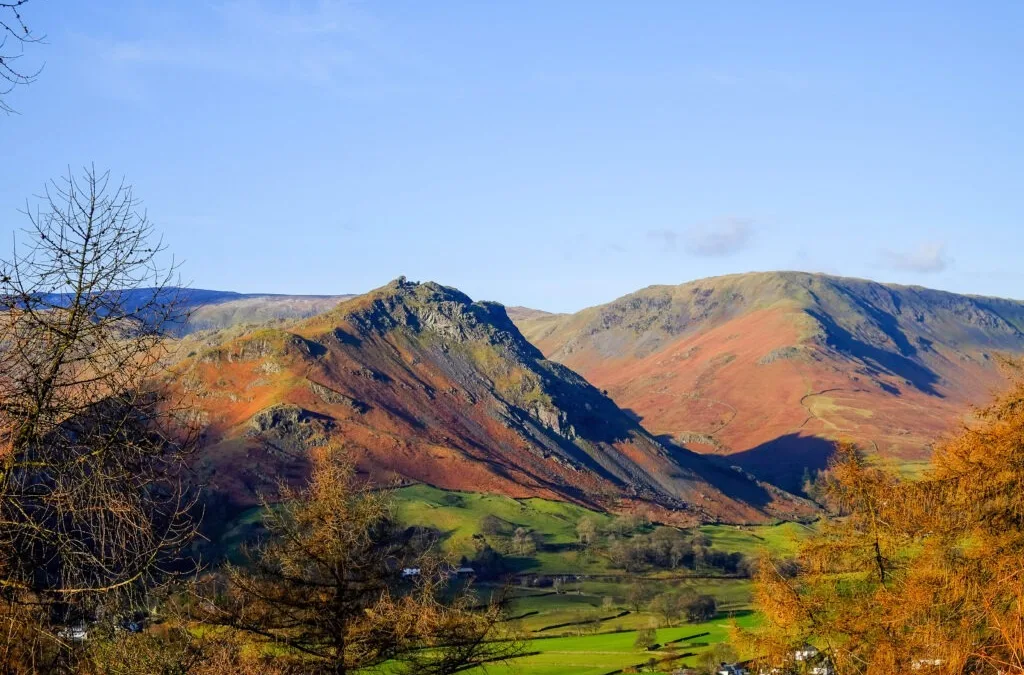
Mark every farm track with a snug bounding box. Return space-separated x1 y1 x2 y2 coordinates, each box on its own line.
795 383 880 454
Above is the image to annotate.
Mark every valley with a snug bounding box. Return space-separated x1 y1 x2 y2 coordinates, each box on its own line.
164 272 1023 672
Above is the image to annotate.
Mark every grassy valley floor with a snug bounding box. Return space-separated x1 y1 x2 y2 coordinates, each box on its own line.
389 485 810 674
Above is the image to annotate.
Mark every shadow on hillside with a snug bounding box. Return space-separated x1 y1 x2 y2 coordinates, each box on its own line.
807 308 942 397
659 440 776 510
729 434 837 494
621 408 644 424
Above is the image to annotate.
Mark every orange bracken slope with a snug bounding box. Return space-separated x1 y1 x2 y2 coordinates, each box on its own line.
515 272 1024 492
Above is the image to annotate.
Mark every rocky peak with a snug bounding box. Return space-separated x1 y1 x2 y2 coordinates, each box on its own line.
339 278 543 360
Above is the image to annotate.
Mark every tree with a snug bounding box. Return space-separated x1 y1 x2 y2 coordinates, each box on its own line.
634 626 656 650
512 526 537 556
471 543 509 580
699 643 738 673
576 516 598 547
625 581 651 613
669 538 693 569
685 594 717 623
1 0 44 114
574 608 602 636
203 449 520 674
0 167 198 665
748 368 1024 674
649 592 684 627
480 514 509 537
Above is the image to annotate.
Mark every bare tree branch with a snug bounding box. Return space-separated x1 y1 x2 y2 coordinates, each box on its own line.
0 0 44 115
0 165 200 669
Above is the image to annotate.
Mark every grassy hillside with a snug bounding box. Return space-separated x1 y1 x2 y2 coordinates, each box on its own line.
394 485 808 570
221 485 809 675
390 487 806 675
394 485 617 573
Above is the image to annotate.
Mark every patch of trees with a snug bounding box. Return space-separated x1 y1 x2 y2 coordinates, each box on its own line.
748 366 1024 671
477 515 544 558
466 544 512 580
648 590 718 626
606 528 748 575
634 626 657 650
201 452 521 674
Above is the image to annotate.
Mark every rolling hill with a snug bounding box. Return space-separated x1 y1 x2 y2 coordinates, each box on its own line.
37 287 353 335
514 271 1024 491
183 291 353 333
171 278 812 525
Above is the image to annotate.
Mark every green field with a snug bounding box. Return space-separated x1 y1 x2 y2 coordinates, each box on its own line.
220 486 809 674
393 484 618 573
464 608 760 675
696 521 813 558
393 484 809 568
387 485 810 675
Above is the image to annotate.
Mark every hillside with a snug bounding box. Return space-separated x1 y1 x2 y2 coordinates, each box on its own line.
183 292 353 333
515 271 1024 491
172 278 812 525
86 287 352 334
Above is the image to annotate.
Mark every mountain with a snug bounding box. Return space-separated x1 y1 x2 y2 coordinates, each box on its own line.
514 272 1024 492
35 287 352 335
172 278 812 525
116 287 354 334
504 306 560 322
183 291 354 333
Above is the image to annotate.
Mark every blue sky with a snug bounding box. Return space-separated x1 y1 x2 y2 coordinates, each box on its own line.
1 1 1022 312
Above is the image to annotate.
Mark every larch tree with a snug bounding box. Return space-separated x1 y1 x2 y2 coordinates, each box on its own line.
201 447 522 675
1 0 43 114
745 365 1024 674
0 166 199 667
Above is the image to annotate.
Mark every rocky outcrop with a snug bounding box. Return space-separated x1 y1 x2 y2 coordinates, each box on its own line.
306 380 368 413
248 404 331 451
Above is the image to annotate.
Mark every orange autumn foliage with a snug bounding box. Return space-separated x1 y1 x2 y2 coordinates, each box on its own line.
748 364 1024 674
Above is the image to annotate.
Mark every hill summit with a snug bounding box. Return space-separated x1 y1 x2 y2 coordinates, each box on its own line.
515 271 1024 491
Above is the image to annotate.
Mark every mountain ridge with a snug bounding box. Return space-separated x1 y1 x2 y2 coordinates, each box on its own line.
174 278 812 525
513 271 1024 492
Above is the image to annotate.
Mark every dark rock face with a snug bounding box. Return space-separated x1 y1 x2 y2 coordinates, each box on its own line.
346 279 545 361
248 404 331 452
306 380 368 413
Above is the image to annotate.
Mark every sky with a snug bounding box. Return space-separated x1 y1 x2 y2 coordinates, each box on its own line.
1 1 1022 313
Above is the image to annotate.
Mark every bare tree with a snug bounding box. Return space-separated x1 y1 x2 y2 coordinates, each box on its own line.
202 448 522 675
0 166 199 666
1 0 43 114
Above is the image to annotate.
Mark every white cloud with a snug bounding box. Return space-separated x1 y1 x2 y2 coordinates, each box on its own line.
646 229 679 252
684 218 754 257
647 218 755 257
87 0 416 91
880 241 951 274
